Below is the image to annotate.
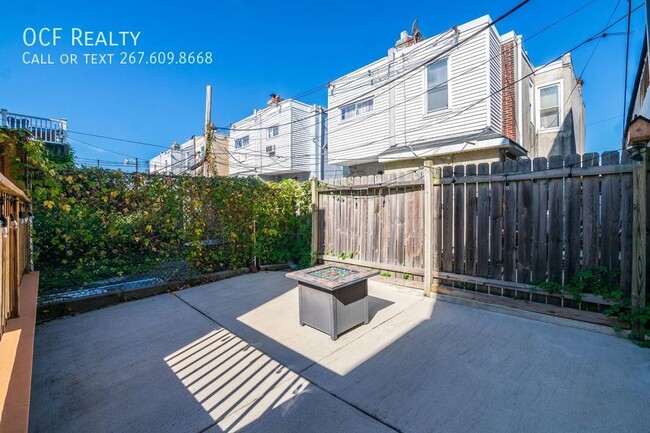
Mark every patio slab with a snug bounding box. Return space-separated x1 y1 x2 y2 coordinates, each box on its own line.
29 271 650 433
29 294 218 433
175 272 423 373
302 297 650 433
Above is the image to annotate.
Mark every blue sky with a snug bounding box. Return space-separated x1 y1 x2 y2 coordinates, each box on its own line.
0 0 645 166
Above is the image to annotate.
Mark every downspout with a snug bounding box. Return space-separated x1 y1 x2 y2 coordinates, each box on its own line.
320 109 327 180
388 48 396 147
313 106 319 180
517 35 523 146
258 111 263 178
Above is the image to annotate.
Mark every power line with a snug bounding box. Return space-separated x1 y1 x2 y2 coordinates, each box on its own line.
280 25 462 102
217 0 532 133
220 0 604 158
547 0 623 129
68 137 143 159
67 130 169 149
623 0 633 128
324 4 643 163
586 114 622 125
227 3 636 175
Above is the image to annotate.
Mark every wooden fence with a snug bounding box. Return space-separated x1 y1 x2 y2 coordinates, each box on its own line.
0 172 31 341
315 151 649 307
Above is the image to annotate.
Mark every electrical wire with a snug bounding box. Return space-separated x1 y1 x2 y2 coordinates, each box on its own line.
323 4 643 163
248 2 641 171
623 0 633 125
61 0 595 169
67 130 169 149
68 137 144 160
546 0 623 129
218 0 607 159
217 0 532 133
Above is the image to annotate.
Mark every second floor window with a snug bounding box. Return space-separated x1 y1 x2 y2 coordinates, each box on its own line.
539 84 560 129
235 136 250 149
267 125 279 138
340 98 374 121
427 59 448 112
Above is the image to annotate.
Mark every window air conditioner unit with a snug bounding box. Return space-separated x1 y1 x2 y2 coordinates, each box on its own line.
265 145 276 155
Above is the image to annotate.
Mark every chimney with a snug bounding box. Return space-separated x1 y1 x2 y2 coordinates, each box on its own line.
395 30 413 50
501 39 517 142
267 94 283 107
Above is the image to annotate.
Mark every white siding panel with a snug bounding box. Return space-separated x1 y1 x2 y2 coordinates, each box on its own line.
328 57 391 165
291 104 316 173
328 18 498 165
229 100 327 177
229 116 261 176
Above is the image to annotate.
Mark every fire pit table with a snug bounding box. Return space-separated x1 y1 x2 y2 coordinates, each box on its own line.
286 264 378 340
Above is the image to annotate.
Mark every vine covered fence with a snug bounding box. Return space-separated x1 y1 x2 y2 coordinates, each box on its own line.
34 170 311 300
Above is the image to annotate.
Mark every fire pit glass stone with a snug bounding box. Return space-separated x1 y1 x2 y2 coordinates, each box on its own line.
307 266 358 281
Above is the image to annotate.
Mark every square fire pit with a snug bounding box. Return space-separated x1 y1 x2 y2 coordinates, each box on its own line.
286 264 378 340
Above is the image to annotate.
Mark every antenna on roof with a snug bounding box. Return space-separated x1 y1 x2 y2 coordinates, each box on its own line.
411 19 423 42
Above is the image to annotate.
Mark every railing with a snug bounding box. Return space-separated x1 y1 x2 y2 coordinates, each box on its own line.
0 109 67 145
0 171 31 341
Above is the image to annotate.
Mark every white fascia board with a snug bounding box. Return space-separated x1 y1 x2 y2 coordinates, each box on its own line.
458 14 492 32
328 155 379 166
377 137 519 161
330 57 388 86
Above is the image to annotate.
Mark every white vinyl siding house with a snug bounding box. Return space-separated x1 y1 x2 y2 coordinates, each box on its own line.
149 133 229 176
228 99 336 180
327 15 506 167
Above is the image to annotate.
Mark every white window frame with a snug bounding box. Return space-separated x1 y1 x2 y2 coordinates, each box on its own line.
340 98 374 122
234 135 250 149
267 125 279 139
424 58 450 114
536 80 563 132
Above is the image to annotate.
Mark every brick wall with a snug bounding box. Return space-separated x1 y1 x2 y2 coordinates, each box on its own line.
501 40 517 142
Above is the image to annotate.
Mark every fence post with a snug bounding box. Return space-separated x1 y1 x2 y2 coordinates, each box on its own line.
424 161 434 296
631 149 647 340
311 177 319 266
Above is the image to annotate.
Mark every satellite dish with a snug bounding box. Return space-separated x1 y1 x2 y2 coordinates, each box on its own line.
411 19 419 36
412 18 424 42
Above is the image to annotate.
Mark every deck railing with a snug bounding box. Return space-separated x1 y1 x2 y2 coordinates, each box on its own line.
1 109 67 145
0 172 31 341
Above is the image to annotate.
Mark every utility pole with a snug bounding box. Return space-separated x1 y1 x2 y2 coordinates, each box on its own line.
192 136 197 177
204 85 214 177
135 158 139 173
205 85 212 131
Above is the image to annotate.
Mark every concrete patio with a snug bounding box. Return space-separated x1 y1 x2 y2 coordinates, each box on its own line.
30 271 650 433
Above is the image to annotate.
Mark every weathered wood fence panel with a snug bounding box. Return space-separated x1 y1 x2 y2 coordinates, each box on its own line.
317 152 645 299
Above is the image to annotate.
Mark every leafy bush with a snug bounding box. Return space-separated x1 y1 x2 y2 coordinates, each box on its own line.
32 169 311 294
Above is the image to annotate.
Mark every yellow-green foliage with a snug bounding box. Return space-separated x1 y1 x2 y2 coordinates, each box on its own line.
33 169 311 294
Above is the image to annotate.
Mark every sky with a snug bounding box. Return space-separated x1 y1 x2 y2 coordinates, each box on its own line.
0 0 646 168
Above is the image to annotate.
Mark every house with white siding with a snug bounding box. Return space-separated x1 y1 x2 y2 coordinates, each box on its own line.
327 15 585 175
228 98 338 181
149 133 229 176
